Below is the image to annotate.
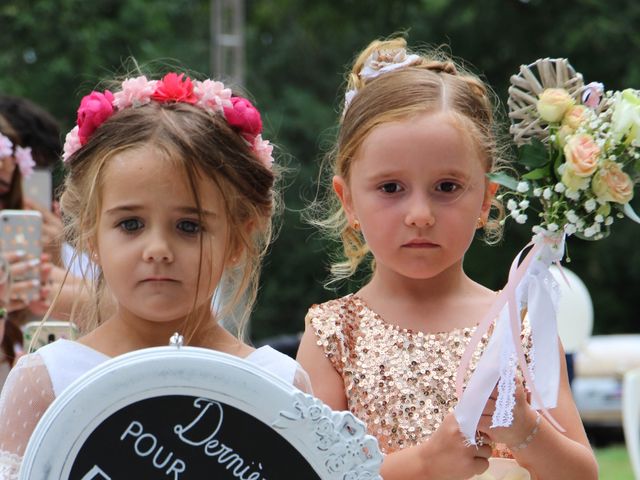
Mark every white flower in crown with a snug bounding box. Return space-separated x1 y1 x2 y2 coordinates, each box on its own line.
0 134 12 158
113 76 158 109
0 133 35 177
253 134 274 169
194 79 233 112
62 126 82 163
360 48 422 80
15 146 35 177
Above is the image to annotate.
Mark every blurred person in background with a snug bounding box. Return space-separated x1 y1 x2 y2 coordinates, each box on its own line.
0 99 85 386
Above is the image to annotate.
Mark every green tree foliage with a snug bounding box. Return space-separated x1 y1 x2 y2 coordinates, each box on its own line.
1 0 638 339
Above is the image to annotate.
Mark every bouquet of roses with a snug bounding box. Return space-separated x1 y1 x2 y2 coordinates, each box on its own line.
491 58 640 240
455 58 639 447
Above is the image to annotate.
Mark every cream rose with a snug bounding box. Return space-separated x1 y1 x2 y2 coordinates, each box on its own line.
537 88 575 123
592 160 634 204
556 125 573 147
564 134 600 177
562 105 588 131
561 166 590 191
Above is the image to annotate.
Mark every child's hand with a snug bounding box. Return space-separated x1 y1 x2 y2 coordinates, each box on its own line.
24 198 64 265
27 255 64 317
3 250 42 312
477 379 539 448
420 412 492 480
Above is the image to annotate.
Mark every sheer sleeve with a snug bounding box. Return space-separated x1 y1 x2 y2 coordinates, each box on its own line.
0 353 54 479
293 364 314 395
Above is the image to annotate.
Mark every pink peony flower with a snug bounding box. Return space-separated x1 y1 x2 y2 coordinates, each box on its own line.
253 135 274 169
223 96 263 141
77 90 115 145
194 79 232 112
15 146 35 178
0 134 13 158
113 76 158 109
62 126 82 162
151 73 197 104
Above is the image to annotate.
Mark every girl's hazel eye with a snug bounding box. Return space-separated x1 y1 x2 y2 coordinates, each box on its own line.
119 219 143 232
436 181 461 193
178 220 200 234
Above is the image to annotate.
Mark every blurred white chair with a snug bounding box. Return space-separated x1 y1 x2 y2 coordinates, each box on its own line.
623 367 640 480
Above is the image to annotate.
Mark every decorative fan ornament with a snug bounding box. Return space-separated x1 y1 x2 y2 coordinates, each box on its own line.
508 58 584 146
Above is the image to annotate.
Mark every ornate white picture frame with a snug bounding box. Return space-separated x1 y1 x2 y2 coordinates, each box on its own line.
19 346 383 479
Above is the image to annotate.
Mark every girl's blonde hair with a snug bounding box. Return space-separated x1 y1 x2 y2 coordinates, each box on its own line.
59 101 277 341
316 37 507 282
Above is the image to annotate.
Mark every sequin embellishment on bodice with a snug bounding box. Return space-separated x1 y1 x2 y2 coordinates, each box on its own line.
307 294 529 455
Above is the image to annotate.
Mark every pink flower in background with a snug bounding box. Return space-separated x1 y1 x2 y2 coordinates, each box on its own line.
77 90 115 144
224 97 262 141
0 134 12 158
63 126 82 162
15 146 35 178
253 135 274 169
151 73 197 104
113 76 158 109
194 79 232 112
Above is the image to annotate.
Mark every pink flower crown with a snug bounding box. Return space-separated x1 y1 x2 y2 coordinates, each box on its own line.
0 132 36 178
62 73 274 169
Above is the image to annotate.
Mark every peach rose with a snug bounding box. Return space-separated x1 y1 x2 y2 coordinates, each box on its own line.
562 105 588 131
556 125 573 147
537 88 575 123
592 160 634 204
564 134 600 177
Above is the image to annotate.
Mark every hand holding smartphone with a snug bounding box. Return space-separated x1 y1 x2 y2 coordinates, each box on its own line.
0 210 43 304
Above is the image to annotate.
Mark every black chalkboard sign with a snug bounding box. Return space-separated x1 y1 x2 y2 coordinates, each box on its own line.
21 347 383 479
69 395 319 479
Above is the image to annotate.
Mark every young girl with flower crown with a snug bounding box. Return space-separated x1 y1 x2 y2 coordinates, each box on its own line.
0 71 310 478
297 38 598 480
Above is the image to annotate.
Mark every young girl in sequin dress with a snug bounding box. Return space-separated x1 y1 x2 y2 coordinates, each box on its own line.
297 38 597 480
0 72 310 479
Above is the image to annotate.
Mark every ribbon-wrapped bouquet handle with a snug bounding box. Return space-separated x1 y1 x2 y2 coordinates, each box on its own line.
455 58 640 445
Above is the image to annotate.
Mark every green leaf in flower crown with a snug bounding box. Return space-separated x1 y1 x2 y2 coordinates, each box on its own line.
522 164 552 181
487 172 519 191
518 139 550 169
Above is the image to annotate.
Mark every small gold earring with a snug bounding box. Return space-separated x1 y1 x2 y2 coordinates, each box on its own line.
352 220 361 231
476 217 486 229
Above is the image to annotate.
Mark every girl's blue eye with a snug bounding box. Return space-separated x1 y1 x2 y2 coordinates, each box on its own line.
380 182 402 194
119 219 143 232
178 220 200 234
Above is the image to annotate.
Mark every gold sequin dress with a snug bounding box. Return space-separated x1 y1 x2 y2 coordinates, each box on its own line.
307 293 530 456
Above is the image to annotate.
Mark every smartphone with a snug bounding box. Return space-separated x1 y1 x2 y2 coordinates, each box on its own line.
22 168 53 211
0 209 43 303
22 320 79 351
